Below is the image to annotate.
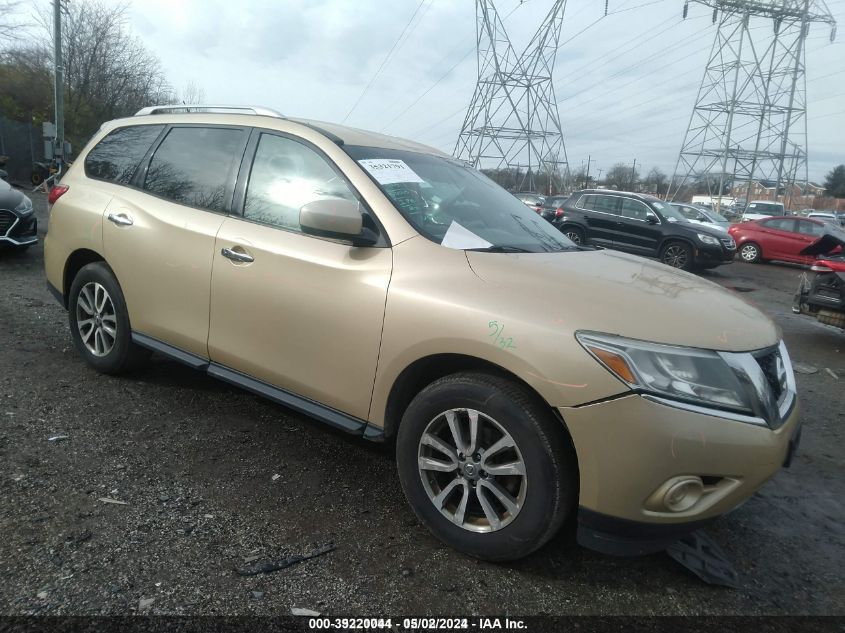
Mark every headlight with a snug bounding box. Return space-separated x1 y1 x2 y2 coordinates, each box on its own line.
576 332 754 414
697 233 720 246
14 197 33 217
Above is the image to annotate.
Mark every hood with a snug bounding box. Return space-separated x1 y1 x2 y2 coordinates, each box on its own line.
684 219 729 233
799 228 845 257
465 248 778 352
669 218 725 239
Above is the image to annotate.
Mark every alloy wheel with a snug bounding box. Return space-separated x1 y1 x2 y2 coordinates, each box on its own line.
663 245 688 269
417 408 527 533
565 230 582 245
76 282 117 357
741 244 758 262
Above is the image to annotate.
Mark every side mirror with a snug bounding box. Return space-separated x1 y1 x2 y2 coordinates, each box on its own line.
646 213 659 225
300 198 377 246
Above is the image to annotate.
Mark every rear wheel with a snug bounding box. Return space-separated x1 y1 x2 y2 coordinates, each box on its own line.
396 372 576 561
660 241 693 271
739 242 762 264
68 262 150 374
561 225 585 246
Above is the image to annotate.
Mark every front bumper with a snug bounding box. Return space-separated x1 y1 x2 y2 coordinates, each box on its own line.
0 211 37 247
693 240 735 266
560 393 800 555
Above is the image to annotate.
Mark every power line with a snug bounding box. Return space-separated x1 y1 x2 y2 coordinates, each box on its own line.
342 0 429 124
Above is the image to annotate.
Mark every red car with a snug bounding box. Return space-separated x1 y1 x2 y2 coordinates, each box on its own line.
729 216 833 265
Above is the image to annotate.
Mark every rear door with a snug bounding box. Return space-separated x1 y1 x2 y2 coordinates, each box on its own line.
207 130 392 421
573 193 621 247
613 197 663 255
794 219 826 264
756 218 797 261
102 124 248 357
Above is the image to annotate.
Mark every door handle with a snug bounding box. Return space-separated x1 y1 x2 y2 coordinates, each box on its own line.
107 212 133 226
221 247 254 263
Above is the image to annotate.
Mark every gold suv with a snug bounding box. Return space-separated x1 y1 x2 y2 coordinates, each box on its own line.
45 105 801 561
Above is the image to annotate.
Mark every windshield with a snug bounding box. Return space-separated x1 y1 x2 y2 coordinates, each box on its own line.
702 209 729 223
345 146 576 253
651 200 687 222
749 203 784 213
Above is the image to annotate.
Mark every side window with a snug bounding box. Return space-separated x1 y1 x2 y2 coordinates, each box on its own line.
577 194 596 210
84 125 164 185
243 133 356 232
797 220 824 237
676 205 696 220
143 126 245 213
594 195 621 215
620 198 651 220
761 219 795 232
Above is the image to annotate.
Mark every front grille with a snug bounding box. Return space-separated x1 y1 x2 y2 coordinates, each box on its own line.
0 210 14 236
755 348 785 403
721 237 736 250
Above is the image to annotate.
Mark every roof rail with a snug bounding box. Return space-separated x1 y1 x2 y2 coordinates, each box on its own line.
134 105 285 118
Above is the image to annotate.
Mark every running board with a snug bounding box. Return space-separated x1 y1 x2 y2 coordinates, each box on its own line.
131 332 383 440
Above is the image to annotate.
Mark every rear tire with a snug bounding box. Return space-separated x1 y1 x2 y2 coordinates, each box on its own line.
396 372 577 561
561 225 585 246
739 242 762 264
68 262 150 374
660 241 693 271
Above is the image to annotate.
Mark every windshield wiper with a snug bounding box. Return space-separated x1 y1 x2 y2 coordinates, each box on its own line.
465 245 535 253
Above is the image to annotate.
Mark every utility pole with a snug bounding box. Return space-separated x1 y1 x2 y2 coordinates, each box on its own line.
630 158 637 191
585 154 594 188
52 0 66 177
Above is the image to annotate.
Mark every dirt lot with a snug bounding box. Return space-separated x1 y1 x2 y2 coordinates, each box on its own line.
1 191 843 616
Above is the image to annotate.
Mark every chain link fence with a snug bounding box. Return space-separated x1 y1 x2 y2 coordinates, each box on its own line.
0 116 45 186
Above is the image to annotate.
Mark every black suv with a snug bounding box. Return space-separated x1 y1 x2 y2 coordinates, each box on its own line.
539 194 569 223
555 190 736 271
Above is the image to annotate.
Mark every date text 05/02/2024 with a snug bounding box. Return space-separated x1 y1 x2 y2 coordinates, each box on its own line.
307 617 528 631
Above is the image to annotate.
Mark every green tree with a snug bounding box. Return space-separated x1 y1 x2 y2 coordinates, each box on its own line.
823 164 845 198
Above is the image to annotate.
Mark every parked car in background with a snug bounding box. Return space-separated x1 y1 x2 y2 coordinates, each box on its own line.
728 216 831 265
539 194 569 222
670 202 731 233
808 212 844 227
0 175 37 252
556 189 736 270
514 192 545 214
44 105 800 562
741 200 785 222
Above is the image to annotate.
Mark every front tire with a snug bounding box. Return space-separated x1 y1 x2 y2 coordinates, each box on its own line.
739 242 762 264
660 241 693 271
396 372 576 561
68 262 150 374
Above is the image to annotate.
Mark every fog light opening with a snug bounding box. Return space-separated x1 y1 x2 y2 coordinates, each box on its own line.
663 477 704 512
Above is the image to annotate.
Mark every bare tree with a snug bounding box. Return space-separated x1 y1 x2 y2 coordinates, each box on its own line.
605 162 639 191
175 81 206 105
645 167 668 196
0 1 23 43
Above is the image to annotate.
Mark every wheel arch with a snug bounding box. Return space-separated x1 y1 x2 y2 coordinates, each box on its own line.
657 235 696 255
62 248 107 308
382 353 576 449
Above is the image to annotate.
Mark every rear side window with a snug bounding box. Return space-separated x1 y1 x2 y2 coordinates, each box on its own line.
797 220 824 236
84 125 164 185
761 218 795 232
143 126 245 213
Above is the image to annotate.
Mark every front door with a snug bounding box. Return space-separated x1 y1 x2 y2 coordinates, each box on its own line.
613 197 663 255
575 193 621 247
207 131 392 420
103 124 248 357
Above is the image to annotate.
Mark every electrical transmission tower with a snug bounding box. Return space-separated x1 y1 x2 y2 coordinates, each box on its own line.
668 0 836 209
454 0 571 194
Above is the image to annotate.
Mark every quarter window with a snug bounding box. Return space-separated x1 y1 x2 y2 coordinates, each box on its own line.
85 125 164 185
143 126 245 213
243 133 357 232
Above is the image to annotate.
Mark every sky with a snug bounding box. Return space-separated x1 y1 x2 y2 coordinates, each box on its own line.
40 0 845 182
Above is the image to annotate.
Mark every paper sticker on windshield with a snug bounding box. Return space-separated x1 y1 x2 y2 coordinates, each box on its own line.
358 159 425 185
441 221 493 250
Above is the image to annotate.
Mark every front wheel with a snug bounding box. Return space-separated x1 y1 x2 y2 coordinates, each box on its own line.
68 262 150 374
739 242 762 264
396 373 577 561
660 241 693 271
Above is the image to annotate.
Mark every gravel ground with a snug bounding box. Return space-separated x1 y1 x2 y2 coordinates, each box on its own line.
0 191 843 616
